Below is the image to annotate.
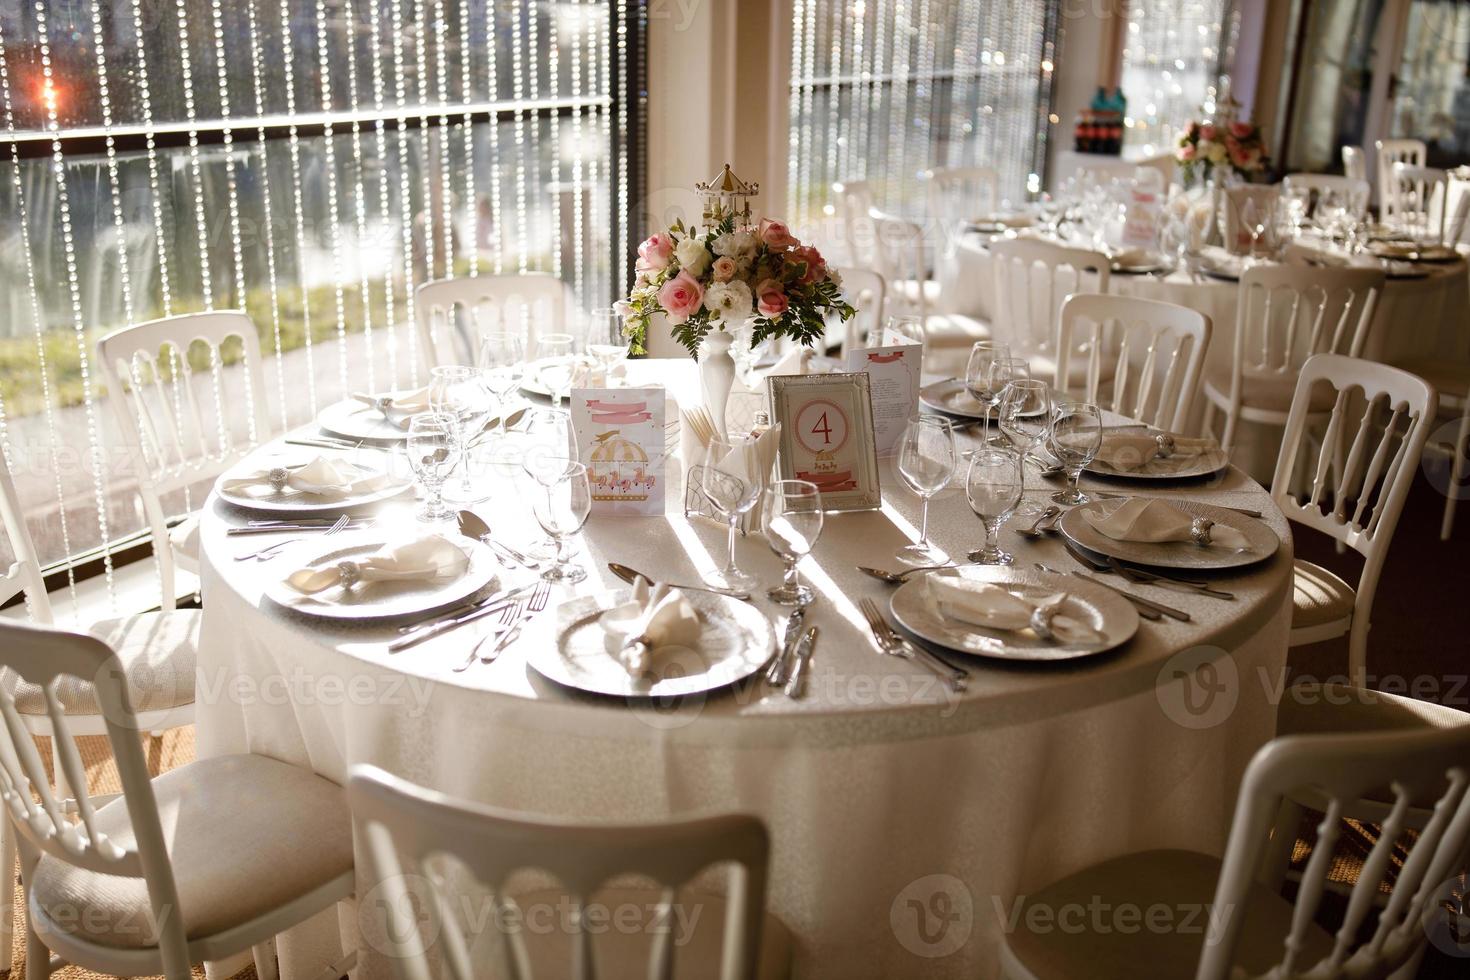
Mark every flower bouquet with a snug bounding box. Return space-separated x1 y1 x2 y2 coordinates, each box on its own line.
1177 119 1270 186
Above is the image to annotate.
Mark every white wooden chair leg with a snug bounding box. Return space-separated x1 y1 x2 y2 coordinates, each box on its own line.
24 918 49 980
0 817 13 975
1441 404 1470 540
252 938 280 980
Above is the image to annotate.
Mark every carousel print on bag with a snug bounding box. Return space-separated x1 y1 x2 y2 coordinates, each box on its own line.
571 387 667 516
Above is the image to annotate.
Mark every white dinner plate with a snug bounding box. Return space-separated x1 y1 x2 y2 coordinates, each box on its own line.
524 590 775 699
519 355 597 398
317 395 415 442
1087 447 1230 481
1058 497 1280 571
263 532 497 621
889 567 1139 662
216 456 411 514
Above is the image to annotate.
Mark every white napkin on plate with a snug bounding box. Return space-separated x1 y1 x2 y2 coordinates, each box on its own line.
925 573 1104 644
285 534 471 595
1094 432 1219 472
1109 247 1153 267
598 579 703 675
1083 497 1250 550
379 385 434 414
220 455 388 500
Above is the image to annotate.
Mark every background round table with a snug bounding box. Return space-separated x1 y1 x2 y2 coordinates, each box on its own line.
196 359 1293 979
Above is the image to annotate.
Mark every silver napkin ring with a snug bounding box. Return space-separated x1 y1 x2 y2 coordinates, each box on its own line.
1155 433 1177 459
1029 604 1058 642
1189 517 1215 547
336 560 362 589
268 467 290 492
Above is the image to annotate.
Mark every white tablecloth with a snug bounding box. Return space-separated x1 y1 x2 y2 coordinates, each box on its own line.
196 360 1293 979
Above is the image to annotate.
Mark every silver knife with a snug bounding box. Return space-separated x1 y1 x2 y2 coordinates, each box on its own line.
1067 570 1191 622
766 605 807 685
783 626 819 698
387 582 538 652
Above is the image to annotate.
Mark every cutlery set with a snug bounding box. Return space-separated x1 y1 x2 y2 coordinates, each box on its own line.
387 579 542 654
859 598 968 693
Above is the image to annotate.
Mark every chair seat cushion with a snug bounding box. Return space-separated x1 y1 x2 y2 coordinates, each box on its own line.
169 515 201 567
1205 369 1338 414
507 886 791 980
29 754 353 949
1291 559 1356 631
8 610 198 717
1001 849 1333 980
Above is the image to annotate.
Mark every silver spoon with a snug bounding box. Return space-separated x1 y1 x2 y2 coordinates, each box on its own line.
1016 505 1061 540
456 510 538 568
856 562 958 585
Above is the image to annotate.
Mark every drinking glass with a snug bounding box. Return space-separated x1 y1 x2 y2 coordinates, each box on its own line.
699 436 762 591
873 313 924 349
1316 190 1346 239
1160 217 1190 275
532 462 591 583
963 341 1012 443
964 449 1024 565
429 365 493 503
1047 401 1102 505
407 413 462 523
478 330 525 435
998 378 1052 458
1283 186 1310 239
894 415 957 564
762 479 824 604
521 409 580 560
586 307 629 386
536 332 577 407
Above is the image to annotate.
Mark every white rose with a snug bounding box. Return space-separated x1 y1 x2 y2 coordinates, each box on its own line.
826 267 842 289
711 232 739 258
703 280 753 323
712 229 759 261
675 238 712 277
1208 142 1228 165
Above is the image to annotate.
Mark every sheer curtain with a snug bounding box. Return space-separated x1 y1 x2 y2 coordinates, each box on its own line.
1119 0 1235 156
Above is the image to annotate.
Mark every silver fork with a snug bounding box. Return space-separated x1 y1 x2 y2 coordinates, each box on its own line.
464 580 552 668
235 514 350 561
858 598 968 692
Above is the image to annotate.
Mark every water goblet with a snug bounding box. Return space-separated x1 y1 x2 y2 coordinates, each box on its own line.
586 307 629 386
536 332 577 407
520 409 580 560
997 378 1052 458
532 462 591 583
1047 401 1102 505
479 330 525 436
429 365 493 503
699 436 762 592
407 413 462 523
964 448 1024 565
762 479 824 604
894 415 957 564
963 341 1012 442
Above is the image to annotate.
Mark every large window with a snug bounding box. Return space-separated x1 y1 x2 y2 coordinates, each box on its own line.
0 0 644 613
785 0 1058 229
1119 0 1234 156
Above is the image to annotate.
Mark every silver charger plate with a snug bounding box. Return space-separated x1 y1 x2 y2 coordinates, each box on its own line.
318 395 416 442
524 590 775 699
1059 497 1280 570
919 379 1048 421
1087 446 1230 481
889 566 1139 662
216 455 411 513
263 532 497 621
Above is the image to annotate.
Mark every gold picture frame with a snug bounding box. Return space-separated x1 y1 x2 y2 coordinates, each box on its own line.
768 372 882 512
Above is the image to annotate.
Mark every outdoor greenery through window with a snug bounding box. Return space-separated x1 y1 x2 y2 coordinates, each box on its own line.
0 0 643 615
1119 0 1234 156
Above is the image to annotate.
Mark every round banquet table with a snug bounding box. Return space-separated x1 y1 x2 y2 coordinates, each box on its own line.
195 359 1293 980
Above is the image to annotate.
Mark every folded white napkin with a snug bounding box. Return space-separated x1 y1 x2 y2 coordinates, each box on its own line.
599 579 703 675
285 534 471 595
1083 497 1250 550
1110 247 1153 266
354 385 433 414
220 456 389 500
925 573 1103 644
1093 432 1219 472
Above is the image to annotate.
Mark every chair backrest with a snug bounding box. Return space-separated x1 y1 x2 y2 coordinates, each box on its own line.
925 166 1001 245
1199 723 1470 980
1055 294 1211 432
416 274 571 370
347 764 771 980
1270 353 1435 682
1281 173 1371 219
0 450 52 624
831 180 879 269
1232 262 1384 388
1449 189 1470 246
1375 138 1427 224
830 266 886 355
1341 144 1366 183
0 620 190 974
1221 184 1282 255
990 237 1110 358
1386 163 1449 242
868 211 929 319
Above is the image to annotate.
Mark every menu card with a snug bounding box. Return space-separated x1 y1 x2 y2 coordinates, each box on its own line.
846 344 921 455
571 387 666 516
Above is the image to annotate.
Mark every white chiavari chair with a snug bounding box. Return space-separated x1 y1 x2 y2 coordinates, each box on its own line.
1385 163 1450 243
0 619 355 980
828 266 886 355
1201 265 1385 455
1375 138 1426 226
924 165 1001 247
831 179 879 269
347 764 792 980
97 312 272 611
1271 354 1436 686
416 273 572 369
999 723 1470 980
990 237 1111 382
1054 295 1211 433
1341 145 1367 183
1281 173 1371 221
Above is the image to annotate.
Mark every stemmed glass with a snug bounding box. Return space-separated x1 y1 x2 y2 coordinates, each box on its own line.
521 409 580 560
1283 186 1310 239
963 341 1012 443
429 365 493 503
532 462 591 583
872 313 924 349
536 332 577 407
894 415 957 564
407 413 462 523
1047 401 1102 505
699 436 762 592
1160 218 1190 276
479 331 525 437
1317 190 1346 241
964 449 1024 565
586 307 629 386
762 479 824 604
998 378 1052 460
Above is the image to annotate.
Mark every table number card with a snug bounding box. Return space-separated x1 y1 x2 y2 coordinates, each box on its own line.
571 387 666 516
846 344 921 455
768 373 882 512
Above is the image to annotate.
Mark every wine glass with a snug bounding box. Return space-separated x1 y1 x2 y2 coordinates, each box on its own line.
762 479 824 604
873 313 924 349
1282 186 1310 239
429 365 493 503
894 415 957 564
407 413 462 523
1160 217 1190 276
586 307 629 386
1316 189 1346 240
699 436 762 591
1047 401 1102 505
536 332 577 407
963 341 1012 442
532 462 591 583
998 378 1052 459
964 448 1024 565
479 330 525 436
521 409 580 560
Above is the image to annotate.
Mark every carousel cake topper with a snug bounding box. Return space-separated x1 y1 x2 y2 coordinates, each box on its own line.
695 163 759 229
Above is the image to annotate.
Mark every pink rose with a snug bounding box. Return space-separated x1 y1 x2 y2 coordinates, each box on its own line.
758 218 799 249
657 270 704 324
1229 121 1252 139
637 233 674 272
1199 124 1218 142
786 245 826 285
755 278 789 318
711 255 737 282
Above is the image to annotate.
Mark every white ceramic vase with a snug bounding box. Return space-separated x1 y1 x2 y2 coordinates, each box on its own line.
699 328 736 442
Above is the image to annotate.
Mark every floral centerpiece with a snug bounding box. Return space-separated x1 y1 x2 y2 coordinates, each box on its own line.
621 165 854 357
1176 118 1270 186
